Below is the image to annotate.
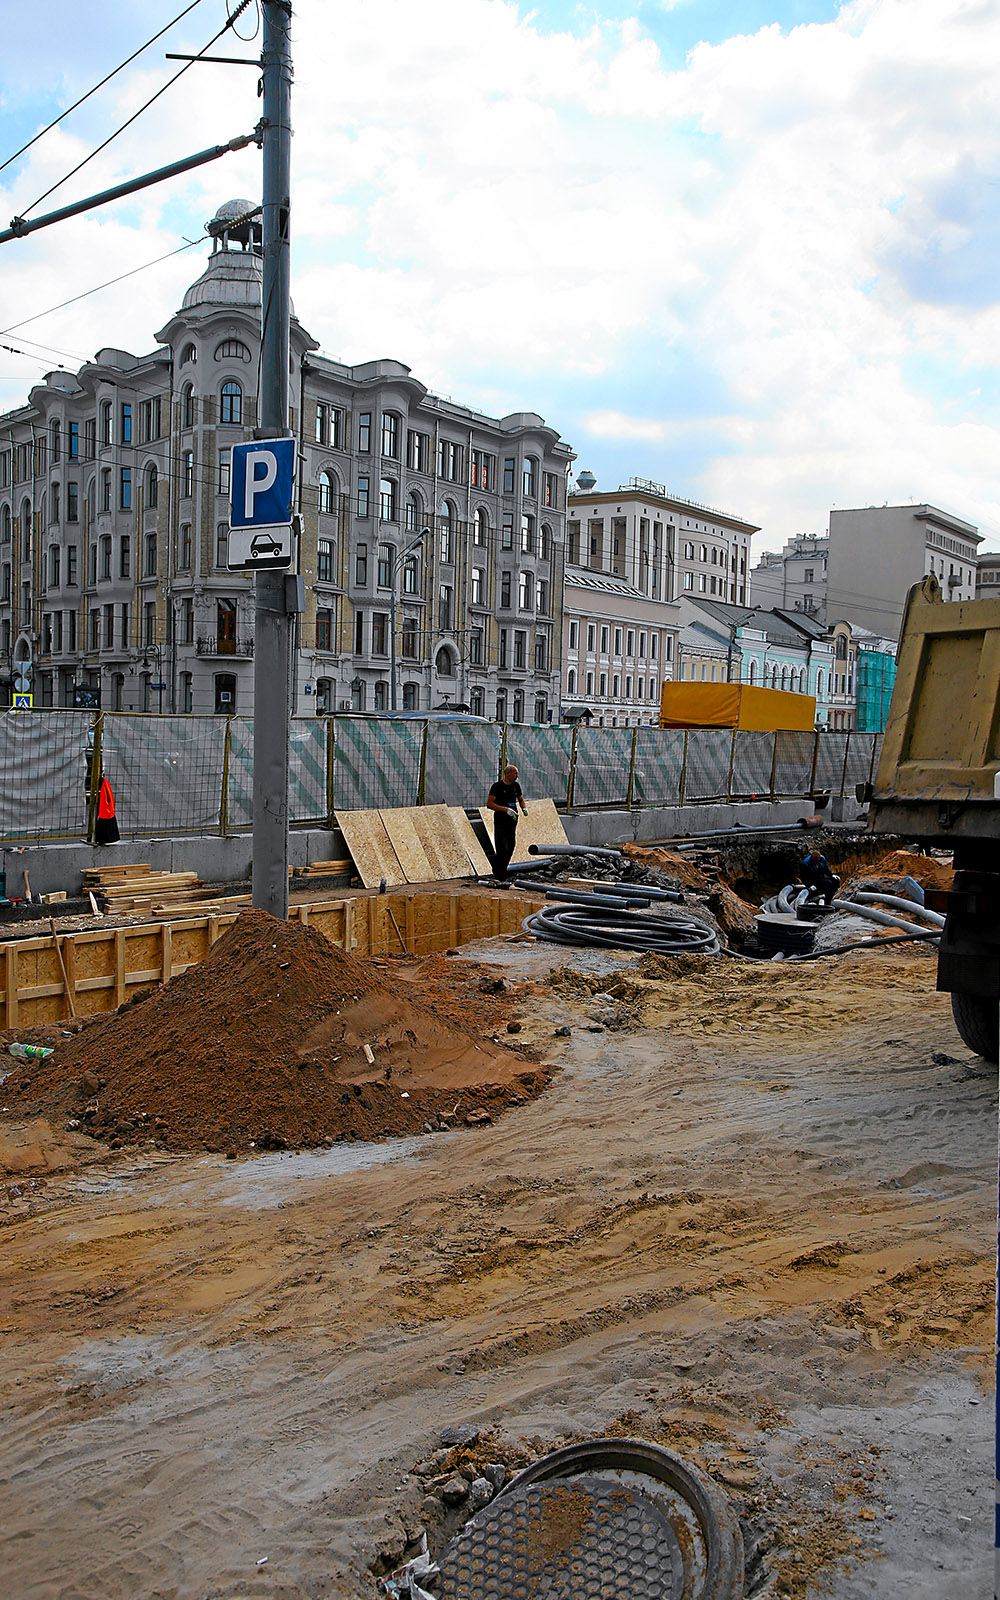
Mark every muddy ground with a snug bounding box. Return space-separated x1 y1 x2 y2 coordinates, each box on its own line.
0 933 994 1600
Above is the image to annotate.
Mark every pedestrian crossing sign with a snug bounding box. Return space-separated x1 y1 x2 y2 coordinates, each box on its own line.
12 693 32 709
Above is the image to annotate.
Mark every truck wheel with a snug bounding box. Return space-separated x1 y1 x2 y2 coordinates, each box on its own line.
950 993 999 1062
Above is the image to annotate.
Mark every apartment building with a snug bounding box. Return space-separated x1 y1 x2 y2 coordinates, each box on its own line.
750 532 828 620
562 570 679 727
827 504 980 639
0 202 572 720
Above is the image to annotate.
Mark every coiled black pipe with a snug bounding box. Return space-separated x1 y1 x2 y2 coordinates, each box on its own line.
522 903 719 954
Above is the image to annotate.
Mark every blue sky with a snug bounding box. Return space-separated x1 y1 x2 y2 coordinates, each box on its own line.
1 0 998 550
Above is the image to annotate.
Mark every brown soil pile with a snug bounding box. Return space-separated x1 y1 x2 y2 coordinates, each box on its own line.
862 849 954 891
3 909 549 1154
620 843 708 887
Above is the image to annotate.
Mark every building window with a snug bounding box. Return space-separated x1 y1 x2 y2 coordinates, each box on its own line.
318 538 333 583
372 612 388 655
438 439 462 481
178 524 192 569
401 619 418 659
218 448 231 495
600 673 607 696
182 451 193 497
50 545 60 587
90 608 100 650
471 450 492 490
219 382 242 425
439 507 453 564
501 514 513 550
523 457 536 498
100 535 112 579
600 626 609 653
318 470 336 514
356 544 368 585
535 695 547 723
377 544 392 587
543 472 557 508
373 679 388 711
503 457 515 494
101 470 112 512
567 520 580 564
316 609 332 651
214 673 236 714
144 533 157 576
496 689 507 722
438 586 453 630
405 491 421 533
215 339 251 363
518 572 531 610
216 524 228 568
469 626 484 665
120 403 132 445
513 629 526 669
534 633 547 671
357 412 371 452
120 467 132 509
569 620 579 649
379 478 397 522
139 399 159 443
470 686 484 716
567 668 577 695
67 546 77 585
357 475 370 517
145 463 158 508
512 689 524 722
520 514 534 553
182 598 194 643
66 482 79 521
100 401 113 445
500 571 512 608
402 555 418 594
182 385 195 429
381 412 400 458
471 567 484 605
406 429 429 472
499 629 508 668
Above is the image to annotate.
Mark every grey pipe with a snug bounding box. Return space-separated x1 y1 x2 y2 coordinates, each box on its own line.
831 899 939 936
510 881 651 909
851 891 945 927
527 842 623 859
573 881 683 903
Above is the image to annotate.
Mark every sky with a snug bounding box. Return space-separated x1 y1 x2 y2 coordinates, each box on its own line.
1 0 998 553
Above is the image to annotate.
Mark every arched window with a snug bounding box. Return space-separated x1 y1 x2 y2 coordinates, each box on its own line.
406 491 422 533
318 470 336 515
182 384 195 429
780 666 788 691
1 505 10 542
21 500 31 560
475 507 489 546
534 695 547 725
214 339 251 362
402 681 419 711
439 500 455 563
540 523 551 560
402 554 419 595
567 668 577 695
435 646 455 677
50 420 61 462
145 463 158 508
816 671 824 699
748 659 757 685
220 381 242 425
180 342 197 365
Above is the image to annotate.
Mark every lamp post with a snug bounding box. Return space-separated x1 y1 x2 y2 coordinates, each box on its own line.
390 526 429 713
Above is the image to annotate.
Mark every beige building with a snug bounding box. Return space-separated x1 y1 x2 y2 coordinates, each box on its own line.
562 569 679 726
976 550 1000 600
827 504 980 640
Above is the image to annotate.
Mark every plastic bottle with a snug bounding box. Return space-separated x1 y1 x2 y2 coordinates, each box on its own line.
7 1042 53 1061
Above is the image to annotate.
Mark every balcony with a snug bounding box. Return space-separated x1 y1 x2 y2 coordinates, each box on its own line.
196 636 254 657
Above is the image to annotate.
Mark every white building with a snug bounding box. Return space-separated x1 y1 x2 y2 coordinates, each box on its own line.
827 504 979 639
750 533 828 620
562 569 679 726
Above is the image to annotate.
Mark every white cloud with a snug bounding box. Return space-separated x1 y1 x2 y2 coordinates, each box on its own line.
1 0 999 545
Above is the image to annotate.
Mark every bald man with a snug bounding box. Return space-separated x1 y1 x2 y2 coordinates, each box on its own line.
486 764 528 880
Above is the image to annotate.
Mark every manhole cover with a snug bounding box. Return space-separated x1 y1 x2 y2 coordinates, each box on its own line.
434 1475 686 1599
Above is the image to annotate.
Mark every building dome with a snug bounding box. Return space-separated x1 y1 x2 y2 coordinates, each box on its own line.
209 198 258 229
576 469 597 493
181 249 264 310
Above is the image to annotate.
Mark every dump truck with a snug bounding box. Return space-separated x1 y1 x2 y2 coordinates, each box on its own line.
865 572 1000 1060
659 681 816 732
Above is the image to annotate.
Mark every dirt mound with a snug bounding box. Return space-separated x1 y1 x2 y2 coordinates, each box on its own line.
3 910 548 1154
861 850 953 891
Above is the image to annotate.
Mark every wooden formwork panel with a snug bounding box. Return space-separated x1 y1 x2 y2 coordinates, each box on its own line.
0 892 540 1028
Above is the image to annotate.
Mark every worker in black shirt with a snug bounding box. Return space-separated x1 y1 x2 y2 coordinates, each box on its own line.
487 764 528 880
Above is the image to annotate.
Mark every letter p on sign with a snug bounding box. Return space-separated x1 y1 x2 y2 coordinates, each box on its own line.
229 438 296 529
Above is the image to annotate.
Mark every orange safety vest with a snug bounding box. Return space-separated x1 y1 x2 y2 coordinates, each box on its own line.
97 778 116 820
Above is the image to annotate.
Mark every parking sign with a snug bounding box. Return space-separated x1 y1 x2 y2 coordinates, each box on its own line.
229 438 296 529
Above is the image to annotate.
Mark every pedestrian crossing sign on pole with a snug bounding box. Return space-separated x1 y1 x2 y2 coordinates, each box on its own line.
12 692 32 709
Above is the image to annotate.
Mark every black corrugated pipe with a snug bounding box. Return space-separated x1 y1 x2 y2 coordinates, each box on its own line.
527 843 624 858
510 881 651 909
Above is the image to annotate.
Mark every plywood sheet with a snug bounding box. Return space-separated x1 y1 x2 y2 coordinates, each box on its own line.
335 810 407 888
411 805 470 881
446 807 493 876
478 794 568 860
378 808 437 883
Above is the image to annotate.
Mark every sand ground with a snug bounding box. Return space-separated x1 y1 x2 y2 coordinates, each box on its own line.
0 937 994 1599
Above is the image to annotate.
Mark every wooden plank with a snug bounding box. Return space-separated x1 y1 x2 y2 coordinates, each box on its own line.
336 810 407 888
446 807 492 876
114 929 126 1006
478 794 569 858
161 923 173 984
411 805 469 880
378 808 436 883
6 943 17 1026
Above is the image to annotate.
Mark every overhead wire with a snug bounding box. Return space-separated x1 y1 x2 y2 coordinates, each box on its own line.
0 0 209 181
17 0 258 220
0 235 209 339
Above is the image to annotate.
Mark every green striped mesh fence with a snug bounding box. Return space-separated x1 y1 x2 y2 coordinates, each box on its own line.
632 727 685 806
730 731 775 800
504 724 574 805
332 717 424 811
773 731 816 798
570 727 634 807
102 714 228 836
0 708 91 840
683 729 734 801
813 733 851 794
224 716 255 829
423 722 503 807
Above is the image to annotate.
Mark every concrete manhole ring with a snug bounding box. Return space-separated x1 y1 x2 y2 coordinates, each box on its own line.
433 1437 744 1600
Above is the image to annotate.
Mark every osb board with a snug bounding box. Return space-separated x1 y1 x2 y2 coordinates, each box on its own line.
447 809 493 877
378 809 436 883
336 810 407 889
410 806 468 881
478 795 568 858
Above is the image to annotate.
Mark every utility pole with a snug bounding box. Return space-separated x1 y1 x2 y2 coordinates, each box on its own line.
252 0 293 917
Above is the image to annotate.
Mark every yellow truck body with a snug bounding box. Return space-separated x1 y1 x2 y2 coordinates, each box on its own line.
659 681 816 733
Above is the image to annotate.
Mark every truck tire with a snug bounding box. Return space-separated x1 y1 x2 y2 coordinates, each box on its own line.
950 992 999 1062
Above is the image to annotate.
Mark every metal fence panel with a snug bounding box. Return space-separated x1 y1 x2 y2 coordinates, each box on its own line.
844 732 878 791
773 731 815 797
102 714 227 835
332 718 424 812
631 727 685 807
423 721 503 807
730 731 775 799
289 719 328 823
224 716 254 830
814 733 850 794
571 727 633 807
0 710 91 840
684 729 733 801
504 724 574 805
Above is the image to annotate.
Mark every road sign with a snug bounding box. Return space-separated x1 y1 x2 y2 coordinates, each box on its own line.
13 670 31 695
12 692 32 710
230 438 295 529
228 522 293 571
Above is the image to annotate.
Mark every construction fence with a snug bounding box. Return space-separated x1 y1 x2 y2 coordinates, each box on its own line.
0 711 882 844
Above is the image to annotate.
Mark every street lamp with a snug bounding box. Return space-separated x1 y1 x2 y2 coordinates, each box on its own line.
390 526 429 713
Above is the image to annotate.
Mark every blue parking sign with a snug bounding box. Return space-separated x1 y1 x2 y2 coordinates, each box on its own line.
230 438 296 528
